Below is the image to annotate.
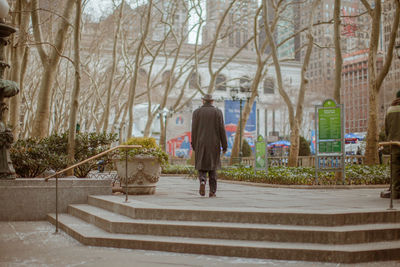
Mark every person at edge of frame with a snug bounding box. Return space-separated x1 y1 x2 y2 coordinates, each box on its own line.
191 94 228 198
381 90 400 199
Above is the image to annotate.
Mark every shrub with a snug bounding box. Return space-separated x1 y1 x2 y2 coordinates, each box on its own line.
73 132 118 177
241 139 252 157
161 164 390 186
299 136 311 156
122 137 169 167
217 165 389 185
10 132 117 178
162 165 196 175
124 137 158 149
10 138 67 178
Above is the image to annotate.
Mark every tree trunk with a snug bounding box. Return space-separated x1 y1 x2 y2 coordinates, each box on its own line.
9 0 30 138
333 0 342 104
362 0 400 165
159 115 166 151
32 64 59 137
127 0 152 139
31 0 75 138
288 122 300 166
229 65 262 165
143 113 155 137
66 0 81 175
102 0 124 133
365 84 379 164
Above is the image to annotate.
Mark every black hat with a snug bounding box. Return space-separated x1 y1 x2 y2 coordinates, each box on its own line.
201 94 214 101
397 90 400 98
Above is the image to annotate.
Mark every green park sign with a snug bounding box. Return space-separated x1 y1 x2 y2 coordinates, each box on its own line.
317 99 342 153
255 135 267 174
255 135 266 169
314 98 345 183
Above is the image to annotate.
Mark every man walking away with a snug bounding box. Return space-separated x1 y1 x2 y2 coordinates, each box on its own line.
191 94 227 197
381 90 400 199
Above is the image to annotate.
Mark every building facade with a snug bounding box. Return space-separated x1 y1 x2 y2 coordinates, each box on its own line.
341 50 384 133
300 0 370 103
381 0 400 118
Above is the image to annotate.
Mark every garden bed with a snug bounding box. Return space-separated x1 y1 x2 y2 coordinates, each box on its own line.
162 165 390 186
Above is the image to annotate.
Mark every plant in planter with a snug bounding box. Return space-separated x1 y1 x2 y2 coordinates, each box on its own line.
115 137 168 195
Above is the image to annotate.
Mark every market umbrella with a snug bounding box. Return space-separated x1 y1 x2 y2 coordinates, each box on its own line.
268 140 291 147
345 133 364 140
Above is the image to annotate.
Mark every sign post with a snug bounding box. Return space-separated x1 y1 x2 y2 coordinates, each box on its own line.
315 99 345 183
255 135 268 175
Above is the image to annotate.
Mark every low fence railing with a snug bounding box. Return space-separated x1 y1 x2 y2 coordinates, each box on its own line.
169 155 391 167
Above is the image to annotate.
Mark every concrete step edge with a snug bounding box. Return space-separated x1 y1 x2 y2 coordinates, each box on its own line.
88 195 400 226
70 203 400 232
68 203 400 244
47 213 400 264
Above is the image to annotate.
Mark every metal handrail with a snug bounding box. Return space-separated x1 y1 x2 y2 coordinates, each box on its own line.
45 144 141 233
379 141 400 210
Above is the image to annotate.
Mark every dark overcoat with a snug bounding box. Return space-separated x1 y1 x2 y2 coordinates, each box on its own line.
191 102 228 170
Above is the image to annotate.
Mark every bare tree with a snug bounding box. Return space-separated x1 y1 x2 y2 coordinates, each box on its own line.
66 0 82 173
205 0 254 94
262 0 319 167
333 0 342 104
127 0 153 139
102 0 124 133
8 0 31 138
30 0 75 138
361 0 400 165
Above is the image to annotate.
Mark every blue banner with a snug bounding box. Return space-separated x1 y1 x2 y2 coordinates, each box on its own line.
310 130 316 155
224 100 256 156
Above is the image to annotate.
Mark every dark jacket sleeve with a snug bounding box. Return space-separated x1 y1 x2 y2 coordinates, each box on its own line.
191 110 198 151
218 109 228 151
385 113 389 140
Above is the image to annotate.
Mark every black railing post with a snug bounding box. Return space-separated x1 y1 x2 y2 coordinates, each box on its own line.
389 141 394 210
55 175 58 233
125 149 128 202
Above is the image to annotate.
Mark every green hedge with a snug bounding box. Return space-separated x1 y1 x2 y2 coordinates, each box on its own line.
10 132 117 178
162 165 390 185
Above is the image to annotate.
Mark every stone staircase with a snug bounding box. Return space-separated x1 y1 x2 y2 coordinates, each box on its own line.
47 195 400 264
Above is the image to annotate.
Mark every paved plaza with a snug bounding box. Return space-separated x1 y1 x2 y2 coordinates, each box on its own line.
1 176 399 266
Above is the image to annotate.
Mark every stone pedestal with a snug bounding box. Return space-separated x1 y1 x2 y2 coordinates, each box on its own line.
115 155 161 195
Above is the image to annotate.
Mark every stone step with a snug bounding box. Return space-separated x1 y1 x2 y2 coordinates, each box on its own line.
47 213 400 264
68 204 400 244
88 195 400 226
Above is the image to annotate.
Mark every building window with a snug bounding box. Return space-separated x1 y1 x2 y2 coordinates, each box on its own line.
162 70 171 83
263 77 274 94
189 72 201 89
236 31 241 47
240 76 251 92
216 74 226 91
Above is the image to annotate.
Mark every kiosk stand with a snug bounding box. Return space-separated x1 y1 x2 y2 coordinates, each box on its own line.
254 135 268 175
315 99 345 183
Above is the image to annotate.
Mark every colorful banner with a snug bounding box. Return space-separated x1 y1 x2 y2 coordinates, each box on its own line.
166 113 192 158
224 100 256 156
310 130 316 154
255 135 266 169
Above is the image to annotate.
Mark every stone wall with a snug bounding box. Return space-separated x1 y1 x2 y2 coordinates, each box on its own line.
0 178 112 221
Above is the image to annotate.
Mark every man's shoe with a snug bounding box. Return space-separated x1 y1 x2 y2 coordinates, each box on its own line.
380 190 391 198
209 192 216 197
199 182 205 196
380 190 400 199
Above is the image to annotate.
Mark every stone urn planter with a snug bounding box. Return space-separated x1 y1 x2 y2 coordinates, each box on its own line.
115 155 161 195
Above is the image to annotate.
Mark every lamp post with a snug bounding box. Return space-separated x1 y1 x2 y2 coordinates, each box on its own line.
395 44 400 59
230 86 252 163
0 0 19 180
157 107 172 152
